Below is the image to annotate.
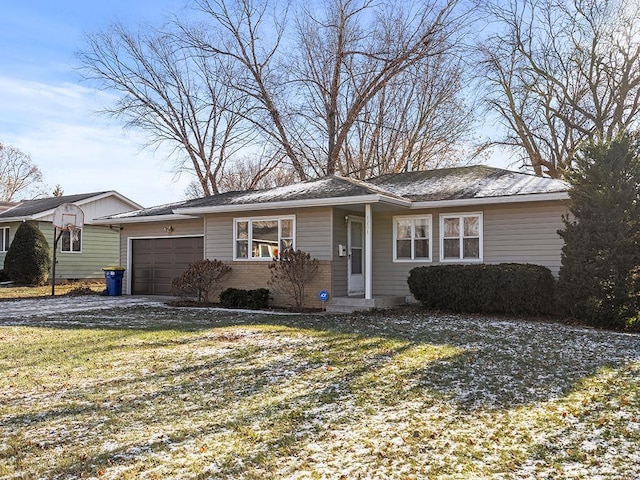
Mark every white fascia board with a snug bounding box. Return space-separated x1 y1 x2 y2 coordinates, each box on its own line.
92 214 200 225
0 216 32 223
174 194 411 215
410 191 570 209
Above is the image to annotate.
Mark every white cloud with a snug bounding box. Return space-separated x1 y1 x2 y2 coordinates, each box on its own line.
0 76 191 206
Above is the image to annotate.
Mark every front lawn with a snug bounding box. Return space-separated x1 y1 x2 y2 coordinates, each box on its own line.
0 307 638 479
0 281 105 299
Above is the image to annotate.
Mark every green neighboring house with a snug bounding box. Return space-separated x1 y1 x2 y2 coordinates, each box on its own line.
0 192 141 281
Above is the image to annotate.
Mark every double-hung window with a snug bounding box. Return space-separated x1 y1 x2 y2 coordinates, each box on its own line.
393 215 432 261
234 216 295 260
60 229 82 253
0 227 9 252
440 213 482 261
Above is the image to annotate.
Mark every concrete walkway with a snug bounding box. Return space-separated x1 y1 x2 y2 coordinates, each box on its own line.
0 295 171 320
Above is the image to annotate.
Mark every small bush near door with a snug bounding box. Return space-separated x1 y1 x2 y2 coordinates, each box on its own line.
171 259 232 302
268 249 319 311
219 288 270 310
408 263 555 316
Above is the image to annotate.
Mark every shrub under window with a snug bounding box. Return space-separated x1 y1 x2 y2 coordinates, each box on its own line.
408 263 554 315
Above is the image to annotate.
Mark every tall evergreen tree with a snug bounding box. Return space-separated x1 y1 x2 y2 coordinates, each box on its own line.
557 134 640 329
3 221 51 285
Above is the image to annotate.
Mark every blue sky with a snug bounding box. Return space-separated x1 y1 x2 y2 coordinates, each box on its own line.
0 0 190 206
1 1 511 207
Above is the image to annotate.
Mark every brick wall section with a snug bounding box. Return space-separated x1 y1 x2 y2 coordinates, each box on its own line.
214 260 332 309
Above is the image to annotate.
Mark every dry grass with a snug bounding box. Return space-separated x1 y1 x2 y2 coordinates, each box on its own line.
0 306 638 479
0 281 105 299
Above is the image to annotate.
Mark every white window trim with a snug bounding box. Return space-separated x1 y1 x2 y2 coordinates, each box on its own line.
393 214 433 262
233 215 296 261
439 212 483 262
0 227 9 252
60 228 83 254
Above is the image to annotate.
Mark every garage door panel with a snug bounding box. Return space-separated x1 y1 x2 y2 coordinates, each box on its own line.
131 237 204 295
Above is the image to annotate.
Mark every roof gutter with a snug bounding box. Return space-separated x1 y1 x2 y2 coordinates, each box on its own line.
174 194 412 215
409 191 569 209
0 216 33 223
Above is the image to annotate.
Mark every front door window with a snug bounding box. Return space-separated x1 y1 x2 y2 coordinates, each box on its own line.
348 217 364 294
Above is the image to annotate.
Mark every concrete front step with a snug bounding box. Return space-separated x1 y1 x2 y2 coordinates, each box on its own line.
325 295 407 313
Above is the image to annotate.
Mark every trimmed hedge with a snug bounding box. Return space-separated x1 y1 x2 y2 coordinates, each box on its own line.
408 263 555 315
3 221 51 286
219 288 270 310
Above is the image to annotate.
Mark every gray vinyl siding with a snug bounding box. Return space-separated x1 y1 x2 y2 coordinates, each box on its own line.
370 200 568 297
119 219 205 292
203 207 333 261
371 211 412 297
482 202 567 272
331 208 349 297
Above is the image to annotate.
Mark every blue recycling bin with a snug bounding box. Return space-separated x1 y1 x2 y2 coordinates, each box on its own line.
103 266 125 296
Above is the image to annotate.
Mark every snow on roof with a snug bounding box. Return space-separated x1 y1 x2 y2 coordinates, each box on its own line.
105 199 194 219
181 175 400 209
368 165 569 201
99 165 570 220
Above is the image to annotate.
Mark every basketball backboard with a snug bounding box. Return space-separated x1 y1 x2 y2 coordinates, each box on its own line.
52 203 85 231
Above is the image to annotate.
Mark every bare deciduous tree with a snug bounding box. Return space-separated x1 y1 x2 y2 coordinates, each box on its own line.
79 0 475 198
292 0 471 176
480 0 640 178
185 0 309 180
184 151 297 197
79 23 256 195
341 55 476 178
0 143 43 201
183 0 473 177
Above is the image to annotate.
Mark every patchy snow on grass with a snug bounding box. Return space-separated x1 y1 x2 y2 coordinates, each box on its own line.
0 305 638 479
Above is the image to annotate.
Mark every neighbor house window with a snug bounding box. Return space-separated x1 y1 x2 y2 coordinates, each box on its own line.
60 229 82 253
234 216 295 260
393 215 432 261
0 227 9 252
440 213 482 261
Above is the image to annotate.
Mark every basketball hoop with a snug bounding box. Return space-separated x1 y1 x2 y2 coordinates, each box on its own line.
51 204 85 296
52 204 85 231
64 223 80 242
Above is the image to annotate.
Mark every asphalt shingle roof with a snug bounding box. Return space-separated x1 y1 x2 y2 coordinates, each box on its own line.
101 166 570 220
368 165 569 201
106 199 195 219
0 192 109 219
182 176 402 208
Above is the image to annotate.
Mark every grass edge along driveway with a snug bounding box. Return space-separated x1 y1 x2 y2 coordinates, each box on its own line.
0 306 638 479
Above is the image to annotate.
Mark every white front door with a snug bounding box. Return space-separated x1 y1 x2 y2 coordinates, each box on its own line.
348 216 364 295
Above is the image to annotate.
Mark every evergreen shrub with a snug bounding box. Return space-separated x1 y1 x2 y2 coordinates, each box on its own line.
3 221 51 285
557 135 640 331
408 263 555 315
219 288 270 310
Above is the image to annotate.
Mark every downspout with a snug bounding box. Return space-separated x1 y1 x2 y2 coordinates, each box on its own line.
365 204 373 300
